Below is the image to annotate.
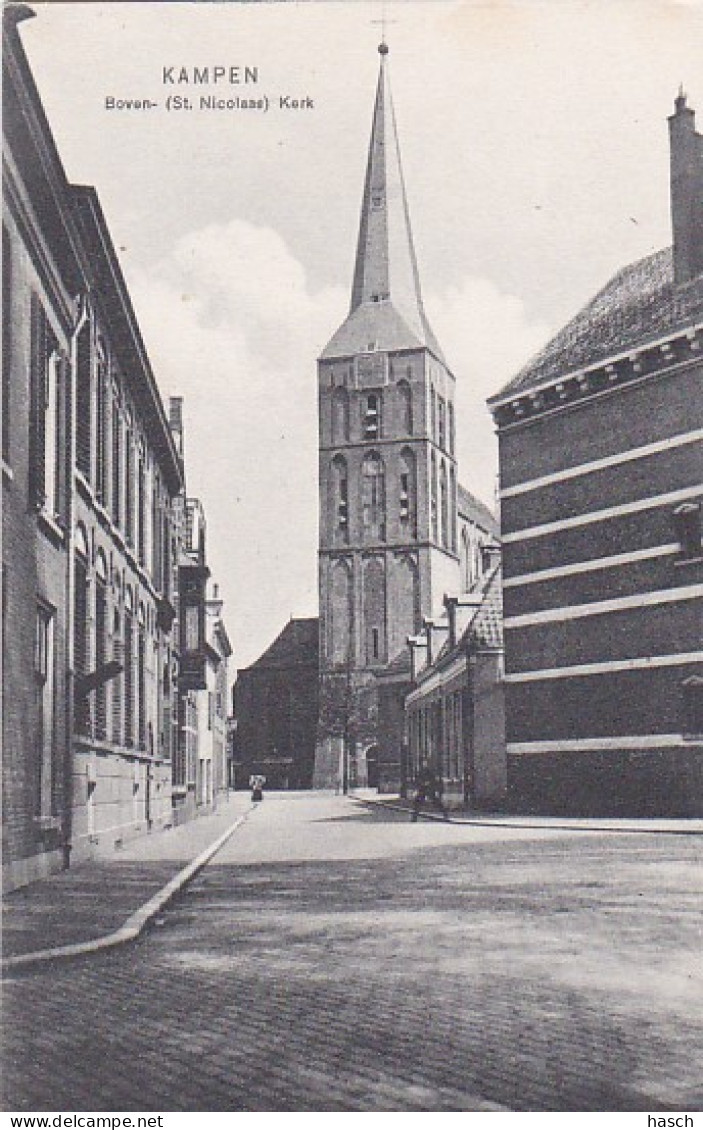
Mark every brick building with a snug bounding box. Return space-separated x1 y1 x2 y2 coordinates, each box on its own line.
2 7 190 887
488 93 703 816
314 43 499 792
233 618 319 791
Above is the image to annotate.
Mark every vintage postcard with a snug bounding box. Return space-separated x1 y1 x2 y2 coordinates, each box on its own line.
2 0 702 1118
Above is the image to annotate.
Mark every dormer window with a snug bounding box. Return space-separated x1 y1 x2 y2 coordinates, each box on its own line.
371 192 384 209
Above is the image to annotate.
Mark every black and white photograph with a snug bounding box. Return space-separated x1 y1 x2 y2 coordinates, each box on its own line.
1 0 702 1116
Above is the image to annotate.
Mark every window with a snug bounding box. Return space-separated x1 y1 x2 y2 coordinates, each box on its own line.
74 545 90 736
399 448 417 538
431 387 437 441
111 403 122 527
438 397 446 450
397 380 413 436
137 612 146 751
682 676 703 737
185 605 200 651
332 455 349 543
400 473 410 520
448 402 455 456
440 462 449 548
112 607 123 745
3 226 12 465
673 503 702 560
371 628 380 660
362 452 386 542
125 425 134 546
137 455 146 565
363 393 381 440
430 451 438 542
95 344 109 506
75 320 92 480
94 555 108 740
29 297 63 518
35 603 53 681
124 593 135 748
449 466 457 552
34 602 56 817
332 387 349 443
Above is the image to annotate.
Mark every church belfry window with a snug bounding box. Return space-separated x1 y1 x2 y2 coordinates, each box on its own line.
397 380 413 436
332 455 349 544
362 452 386 542
363 392 382 440
430 451 438 542
332 386 350 444
399 448 417 539
438 397 446 450
440 460 449 549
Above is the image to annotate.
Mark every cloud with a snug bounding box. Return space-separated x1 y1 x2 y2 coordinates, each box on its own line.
129 221 550 670
426 277 552 504
129 219 345 670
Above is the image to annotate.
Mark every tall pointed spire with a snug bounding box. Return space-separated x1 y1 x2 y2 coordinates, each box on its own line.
322 44 445 362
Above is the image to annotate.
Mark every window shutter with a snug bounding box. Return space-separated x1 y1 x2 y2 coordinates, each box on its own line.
28 294 46 510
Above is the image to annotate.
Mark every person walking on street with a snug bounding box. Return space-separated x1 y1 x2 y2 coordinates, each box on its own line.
411 762 448 822
249 774 266 802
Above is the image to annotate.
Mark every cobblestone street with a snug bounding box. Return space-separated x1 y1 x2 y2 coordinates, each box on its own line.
3 793 702 1112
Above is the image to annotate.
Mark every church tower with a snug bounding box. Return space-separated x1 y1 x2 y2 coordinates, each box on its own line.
314 43 460 789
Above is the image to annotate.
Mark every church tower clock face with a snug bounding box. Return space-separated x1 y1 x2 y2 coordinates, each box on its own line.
314 43 460 790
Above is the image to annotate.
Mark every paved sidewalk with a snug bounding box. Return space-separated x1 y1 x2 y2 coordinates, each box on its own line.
352 791 703 834
1 792 253 963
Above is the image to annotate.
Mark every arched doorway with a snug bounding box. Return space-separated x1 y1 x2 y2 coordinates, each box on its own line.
365 744 380 789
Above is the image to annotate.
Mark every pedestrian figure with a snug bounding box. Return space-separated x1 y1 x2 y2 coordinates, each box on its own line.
411 763 448 822
249 774 266 802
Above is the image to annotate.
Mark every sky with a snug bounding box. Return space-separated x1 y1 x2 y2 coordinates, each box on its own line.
19 0 703 671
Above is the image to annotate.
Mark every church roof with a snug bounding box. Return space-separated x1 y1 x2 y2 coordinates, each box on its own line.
242 618 319 672
321 46 446 366
491 246 703 403
457 484 499 538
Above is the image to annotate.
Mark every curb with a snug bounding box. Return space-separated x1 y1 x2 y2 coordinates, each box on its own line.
1 805 255 975
350 795 703 836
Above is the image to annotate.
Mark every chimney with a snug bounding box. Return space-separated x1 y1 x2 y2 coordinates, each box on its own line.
669 90 703 284
407 634 429 682
444 592 483 648
169 396 184 458
423 618 449 666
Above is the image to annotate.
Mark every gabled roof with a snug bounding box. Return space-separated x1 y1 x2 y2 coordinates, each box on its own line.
464 565 503 651
491 247 703 404
321 46 446 366
457 484 499 538
243 618 319 672
412 565 503 689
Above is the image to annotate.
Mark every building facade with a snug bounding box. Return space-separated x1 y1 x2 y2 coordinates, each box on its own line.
315 44 489 790
234 618 319 791
405 560 506 809
198 582 232 807
2 7 193 888
488 94 703 816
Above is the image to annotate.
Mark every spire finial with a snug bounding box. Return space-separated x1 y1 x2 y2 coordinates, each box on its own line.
675 83 687 112
371 2 395 57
